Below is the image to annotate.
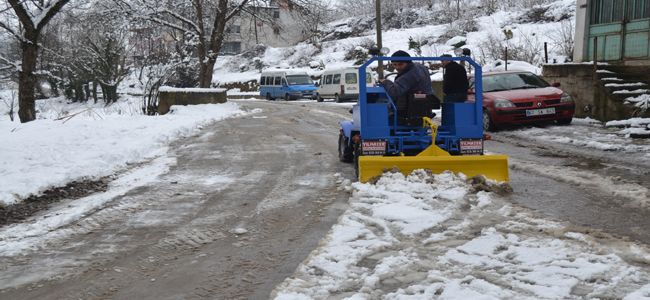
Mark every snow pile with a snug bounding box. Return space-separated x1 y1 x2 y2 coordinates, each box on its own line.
272 171 650 299
483 60 541 74
505 119 650 153
158 86 227 93
0 97 246 206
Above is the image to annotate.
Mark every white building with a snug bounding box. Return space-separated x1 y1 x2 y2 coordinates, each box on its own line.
221 0 310 55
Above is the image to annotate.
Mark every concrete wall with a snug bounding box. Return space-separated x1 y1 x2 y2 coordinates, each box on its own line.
542 64 644 121
158 90 227 115
574 0 589 62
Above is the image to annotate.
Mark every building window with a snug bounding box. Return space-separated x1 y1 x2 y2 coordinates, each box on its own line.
273 10 280 18
227 25 241 34
591 0 650 24
221 41 241 54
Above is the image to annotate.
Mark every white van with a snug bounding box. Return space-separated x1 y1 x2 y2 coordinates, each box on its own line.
317 67 374 102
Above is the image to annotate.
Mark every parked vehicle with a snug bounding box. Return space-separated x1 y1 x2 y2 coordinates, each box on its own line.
259 70 318 100
469 71 575 131
317 67 374 102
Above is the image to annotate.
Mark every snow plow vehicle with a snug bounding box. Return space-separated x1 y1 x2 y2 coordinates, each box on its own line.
338 55 509 182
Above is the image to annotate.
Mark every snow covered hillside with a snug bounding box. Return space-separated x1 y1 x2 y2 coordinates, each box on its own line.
213 0 575 85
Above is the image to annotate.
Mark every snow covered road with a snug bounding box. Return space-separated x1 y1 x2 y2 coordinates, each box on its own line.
2 99 650 299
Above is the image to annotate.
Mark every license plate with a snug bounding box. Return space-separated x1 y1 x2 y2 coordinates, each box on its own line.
460 139 483 155
526 107 555 117
362 140 386 156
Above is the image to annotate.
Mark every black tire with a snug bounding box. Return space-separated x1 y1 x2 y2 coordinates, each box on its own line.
483 110 496 132
284 93 291 101
338 133 353 163
316 93 323 102
266 93 272 101
335 94 342 103
556 118 572 125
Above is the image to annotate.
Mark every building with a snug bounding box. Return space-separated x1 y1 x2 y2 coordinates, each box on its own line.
574 0 650 64
221 0 309 55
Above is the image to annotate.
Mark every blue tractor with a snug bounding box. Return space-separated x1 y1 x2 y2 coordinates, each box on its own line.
338 56 509 182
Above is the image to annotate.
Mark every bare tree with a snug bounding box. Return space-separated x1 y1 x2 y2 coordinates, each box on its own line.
116 0 251 88
0 0 72 123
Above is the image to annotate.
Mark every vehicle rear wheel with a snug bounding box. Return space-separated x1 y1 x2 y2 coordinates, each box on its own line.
556 118 572 125
335 94 342 103
316 93 323 102
483 110 496 132
353 143 360 180
266 93 272 101
284 93 291 101
338 133 353 163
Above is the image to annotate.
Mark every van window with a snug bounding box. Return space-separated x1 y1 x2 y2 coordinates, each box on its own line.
286 75 312 85
345 73 357 84
325 75 332 85
260 77 266 85
281 78 288 85
367 74 372 83
274 76 282 85
333 74 341 84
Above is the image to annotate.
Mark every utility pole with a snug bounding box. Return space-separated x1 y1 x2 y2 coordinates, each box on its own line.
375 0 384 79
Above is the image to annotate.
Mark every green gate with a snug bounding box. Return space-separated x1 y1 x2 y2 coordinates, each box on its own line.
588 0 650 61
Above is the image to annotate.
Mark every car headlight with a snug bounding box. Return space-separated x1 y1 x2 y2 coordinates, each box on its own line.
560 93 573 103
494 98 516 108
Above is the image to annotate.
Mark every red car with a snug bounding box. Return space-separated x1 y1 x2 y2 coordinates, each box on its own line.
469 71 575 131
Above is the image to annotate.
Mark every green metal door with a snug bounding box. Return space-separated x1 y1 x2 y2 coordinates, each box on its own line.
587 0 650 61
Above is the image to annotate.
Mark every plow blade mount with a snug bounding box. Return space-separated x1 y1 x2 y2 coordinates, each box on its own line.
358 155 509 183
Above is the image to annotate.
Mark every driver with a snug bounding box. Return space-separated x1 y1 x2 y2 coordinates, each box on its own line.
379 50 436 123
380 50 434 100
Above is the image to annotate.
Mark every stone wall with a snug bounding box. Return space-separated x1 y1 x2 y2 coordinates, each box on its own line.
543 64 649 121
542 64 595 119
158 87 227 115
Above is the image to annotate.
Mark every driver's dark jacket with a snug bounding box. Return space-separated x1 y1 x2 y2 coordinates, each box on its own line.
382 63 434 102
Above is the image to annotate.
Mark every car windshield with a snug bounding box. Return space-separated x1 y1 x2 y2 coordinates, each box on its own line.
286 75 313 85
482 73 550 92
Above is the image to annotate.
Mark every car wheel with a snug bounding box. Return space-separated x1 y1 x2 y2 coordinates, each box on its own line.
483 110 496 132
335 94 342 103
338 133 353 163
556 118 572 125
266 93 272 101
284 93 291 101
316 93 323 102
353 143 361 180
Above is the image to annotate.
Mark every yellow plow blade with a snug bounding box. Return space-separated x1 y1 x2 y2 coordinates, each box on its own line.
358 154 509 183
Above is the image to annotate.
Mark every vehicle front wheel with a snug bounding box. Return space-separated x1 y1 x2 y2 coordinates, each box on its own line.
266 93 273 101
483 110 496 132
556 118 572 125
338 133 353 163
284 93 291 101
316 93 323 102
335 94 342 103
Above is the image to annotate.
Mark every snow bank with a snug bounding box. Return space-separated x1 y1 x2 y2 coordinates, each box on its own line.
606 118 650 128
272 171 650 299
158 86 227 93
0 97 245 206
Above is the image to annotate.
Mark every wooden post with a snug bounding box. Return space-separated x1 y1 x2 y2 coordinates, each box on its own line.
505 47 508 71
375 0 384 79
